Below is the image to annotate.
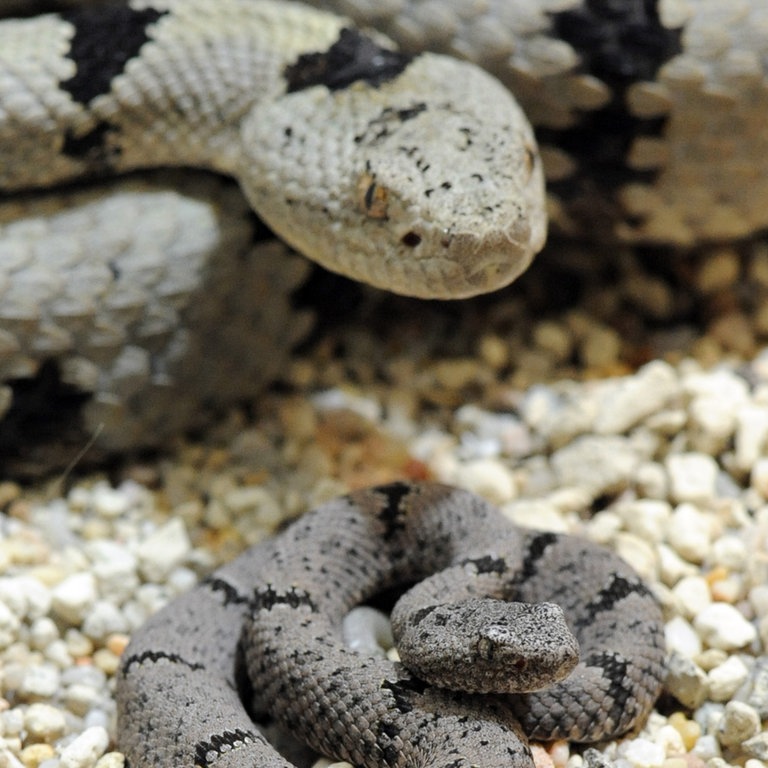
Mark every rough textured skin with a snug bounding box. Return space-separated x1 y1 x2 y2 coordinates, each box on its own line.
0 0 545 470
0 0 544 297
3 1 768 468
117 482 667 768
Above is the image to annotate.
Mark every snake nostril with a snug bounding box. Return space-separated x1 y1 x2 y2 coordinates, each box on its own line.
401 231 422 247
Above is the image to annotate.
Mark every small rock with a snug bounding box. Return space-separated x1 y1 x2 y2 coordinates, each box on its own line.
665 504 713 563
666 652 708 709
618 737 665 768
51 573 97 625
672 576 711 619
752 457 768 498
707 655 750 701
135 519 190 582
18 663 60 701
734 404 768 473
551 435 643 497
664 616 703 658
23 703 67 741
594 361 678 435
453 459 517 504
693 603 757 650
94 754 125 768
744 733 768 761
60 726 109 768
0 601 20 648
82 601 128 642
665 454 718 504
717 701 760 747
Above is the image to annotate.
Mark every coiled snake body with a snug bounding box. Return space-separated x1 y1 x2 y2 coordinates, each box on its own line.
117 482 666 768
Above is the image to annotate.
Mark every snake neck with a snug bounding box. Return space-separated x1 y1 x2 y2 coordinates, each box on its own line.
0 0 346 190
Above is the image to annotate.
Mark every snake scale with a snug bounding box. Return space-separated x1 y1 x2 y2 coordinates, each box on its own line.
117 481 666 768
2 0 768 469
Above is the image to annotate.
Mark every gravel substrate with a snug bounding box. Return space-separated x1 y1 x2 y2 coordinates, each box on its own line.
1 240 768 768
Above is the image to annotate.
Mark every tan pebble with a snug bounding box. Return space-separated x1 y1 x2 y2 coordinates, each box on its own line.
479 335 509 369
20 743 55 768
662 758 688 768
94 753 125 768
531 744 555 768
93 648 120 675
708 312 755 356
105 633 130 657
548 740 570 768
0 482 21 508
695 248 740 293
668 712 701 751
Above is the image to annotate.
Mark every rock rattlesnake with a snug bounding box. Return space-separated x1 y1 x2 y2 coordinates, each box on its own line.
117 481 666 768
3 0 768 468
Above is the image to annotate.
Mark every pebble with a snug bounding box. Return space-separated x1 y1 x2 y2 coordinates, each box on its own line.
716 701 760 747
693 603 757 650
707 656 750 702
134 519 190 582
665 505 713 564
51 574 97 626
23 704 67 742
594 361 678 435
59 727 109 768
665 652 708 709
551 435 643 497
743 734 768 761
665 454 719 504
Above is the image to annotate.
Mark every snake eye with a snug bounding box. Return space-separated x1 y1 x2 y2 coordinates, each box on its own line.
401 231 422 247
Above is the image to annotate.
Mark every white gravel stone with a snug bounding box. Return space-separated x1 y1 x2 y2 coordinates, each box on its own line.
86 542 138 604
551 435 644 497
60 726 109 768
452 459 517 504
707 655 750 701
617 737 665 768
691 733 722 761
90 483 132 519
135 518 191 582
665 453 719 503
24 703 67 741
18 663 61 700
82 601 129 642
617 499 671 543
672 576 711 619
665 651 708 709
594 361 678 435
52 573 98 625
752 456 768 497
717 700 761 747
734 404 768 473
665 504 713 563
693 603 757 650
657 543 698 584
664 616 703 658
0 600 20 648
0 576 52 620
744 733 768 761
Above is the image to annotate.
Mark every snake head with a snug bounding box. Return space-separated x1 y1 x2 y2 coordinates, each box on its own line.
394 599 579 694
240 52 546 299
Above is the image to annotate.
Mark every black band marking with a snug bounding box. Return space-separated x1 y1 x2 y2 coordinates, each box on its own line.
284 28 413 93
193 728 261 767
374 481 412 540
203 576 251 607
60 5 167 104
251 585 317 612
120 650 204 676
541 1 683 227
573 574 652 629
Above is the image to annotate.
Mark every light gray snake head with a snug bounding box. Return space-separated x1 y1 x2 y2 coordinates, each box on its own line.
393 599 579 695
241 37 547 299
